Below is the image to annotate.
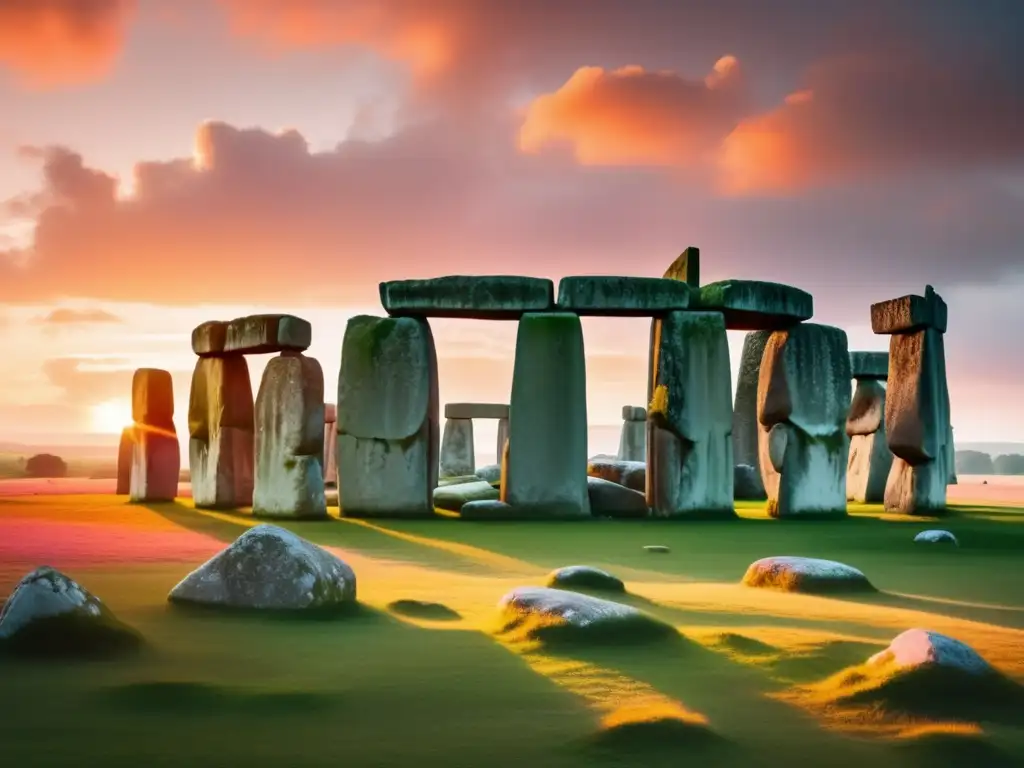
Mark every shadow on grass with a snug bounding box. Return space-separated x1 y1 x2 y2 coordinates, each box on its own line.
892 729 1022 768
387 599 461 621
97 679 346 717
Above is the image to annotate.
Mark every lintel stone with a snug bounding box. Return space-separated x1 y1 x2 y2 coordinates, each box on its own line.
556 276 691 316
192 321 228 356
695 280 813 331
380 276 554 320
871 286 948 334
850 351 889 380
444 402 510 420
224 314 312 354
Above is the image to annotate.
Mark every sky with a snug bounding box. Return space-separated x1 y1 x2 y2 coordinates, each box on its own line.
1 0 1023 461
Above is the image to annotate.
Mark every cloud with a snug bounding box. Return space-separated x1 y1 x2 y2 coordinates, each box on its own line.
37 308 123 325
42 356 134 404
0 0 136 88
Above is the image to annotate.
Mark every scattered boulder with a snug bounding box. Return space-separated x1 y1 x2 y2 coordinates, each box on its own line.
168 525 356 611
556 275 691 316
742 556 874 593
475 464 502 483
914 529 958 546
0 567 141 657
380 276 554 320
460 499 518 519
587 476 648 518
644 545 670 554
587 458 645 493
869 629 988 674
734 463 766 500
434 480 500 512
546 565 625 593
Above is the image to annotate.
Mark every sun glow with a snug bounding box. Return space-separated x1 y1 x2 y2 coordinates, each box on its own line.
91 399 132 434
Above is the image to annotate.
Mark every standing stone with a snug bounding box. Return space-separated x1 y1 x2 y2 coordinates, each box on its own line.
496 416 509 465
440 417 475 478
947 424 957 485
128 368 180 503
116 426 133 495
732 331 771 499
253 353 327 519
647 311 734 517
757 324 851 518
506 312 589 517
337 315 439 517
189 356 255 509
617 406 646 462
323 403 337 487
846 379 894 503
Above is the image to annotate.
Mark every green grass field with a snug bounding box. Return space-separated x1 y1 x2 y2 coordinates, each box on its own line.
1 496 1023 767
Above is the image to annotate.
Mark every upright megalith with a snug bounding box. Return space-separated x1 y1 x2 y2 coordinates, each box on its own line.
253 353 327 519
847 352 893 503
323 403 337 487
116 426 133 495
505 312 589 517
732 331 771 499
647 311 734 518
757 323 851 518
872 286 952 515
337 315 439 517
128 368 179 502
617 406 646 462
440 417 475 478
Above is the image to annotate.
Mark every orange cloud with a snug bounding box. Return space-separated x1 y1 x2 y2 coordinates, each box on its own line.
37 308 123 325
0 0 136 88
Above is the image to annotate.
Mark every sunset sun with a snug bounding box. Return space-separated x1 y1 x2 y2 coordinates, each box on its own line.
91 399 132 434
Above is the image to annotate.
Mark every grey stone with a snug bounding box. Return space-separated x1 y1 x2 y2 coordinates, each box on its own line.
732 331 771 499
434 480 499 511
440 418 475 478
757 323 852 518
850 351 889 380
734 463 766 500
695 280 813 331
662 246 701 287
847 379 893 504
188 356 255 509
130 427 180 503
587 459 646 492
253 354 327 520
546 566 625 593
648 311 734 518
505 313 589 517
169 525 356 611
587 476 648 518
475 464 502 483
847 379 886 436
459 499 520 519
556 276 691 316
444 402 509 420
914 529 958 546
337 315 438 517
380 276 554 320
871 286 948 334
742 556 874 593
132 368 174 428
617 416 646 462
643 545 670 553
224 314 312 355
622 405 646 422
867 629 989 674
438 474 482 487
116 426 133 495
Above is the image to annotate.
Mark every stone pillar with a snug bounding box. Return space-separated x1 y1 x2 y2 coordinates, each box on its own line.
253 353 327 519
846 379 893 503
647 311 734 517
440 418 475 478
732 331 771 499
496 417 509 466
947 424 957 485
128 368 180 503
116 426 133 495
617 406 646 462
337 315 439 517
757 323 851 518
506 312 589 517
323 403 338 487
872 286 951 514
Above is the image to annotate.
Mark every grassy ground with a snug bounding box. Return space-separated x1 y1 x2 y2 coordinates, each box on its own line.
1 496 1023 767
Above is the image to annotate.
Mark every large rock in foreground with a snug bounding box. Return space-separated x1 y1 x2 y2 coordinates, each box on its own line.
496 587 675 646
168 525 356 611
0 567 141 656
742 556 874 593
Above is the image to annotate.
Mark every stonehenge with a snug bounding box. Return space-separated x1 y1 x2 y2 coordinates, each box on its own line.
127 368 180 502
846 352 893 503
440 402 509 478
872 286 953 515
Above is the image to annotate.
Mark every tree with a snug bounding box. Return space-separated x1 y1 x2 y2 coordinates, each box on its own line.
955 450 994 475
993 454 1024 475
24 454 68 478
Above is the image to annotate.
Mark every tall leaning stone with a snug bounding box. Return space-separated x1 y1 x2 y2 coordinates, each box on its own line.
732 331 771 499
846 379 893 503
757 324 851 518
506 313 589 517
337 315 438 517
253 354 327 519
648 311 734 518
189 356 255 509
129 368 180 503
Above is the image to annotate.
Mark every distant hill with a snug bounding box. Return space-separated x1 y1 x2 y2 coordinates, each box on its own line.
956 442 1024 457
0 441 116 460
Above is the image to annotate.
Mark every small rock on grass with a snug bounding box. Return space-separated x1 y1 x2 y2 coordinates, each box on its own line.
644 545 670 554
914 529 958 546
546 565 625 593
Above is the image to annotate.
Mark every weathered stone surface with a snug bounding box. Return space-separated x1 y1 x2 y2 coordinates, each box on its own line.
847 379 886 436
444 402 509 420
224 314 312 354
337 315 439 517
734 463 766 500
434 480 499 511
696 280 813 331
757 324 851 518
556 276 691 316
381 276 554 320
884 457 948 515
914 529 958 546
546 566 625 593
648 311 734 517
191 320 228 356
438 474 481 487
662 246 701 287
253 354 327 520
587 458 646 492
506 313 589 517
132 368 174 428
188 356 255 509
617 416 646 462
867 629 988 674
732 330 771 499
476 463 501 483
0 567 140 656
850 351 889 380
116 426 133 495
440 418 475 478
460 499 517 518
129 426 180 503
622 406 646 422
742 556 874 593
496 417 509 464
848 433 893 503
169 525 356 611
588 476 648 518
871 286 948 334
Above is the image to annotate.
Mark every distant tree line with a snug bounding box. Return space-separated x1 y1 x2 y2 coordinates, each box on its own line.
955 450 1024 475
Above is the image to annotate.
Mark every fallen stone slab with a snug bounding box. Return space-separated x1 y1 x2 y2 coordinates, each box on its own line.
695 280 813 331
871 285 948 334
914 529 958 546
742 556 874 593
588 476 648 518
0 567 142 657
556 276 691 316
850 351 889 380
380 276 554 320
444 402 509 420
168 525 356 611
434 480 500 512
546 565 625 593
587 459 646 493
